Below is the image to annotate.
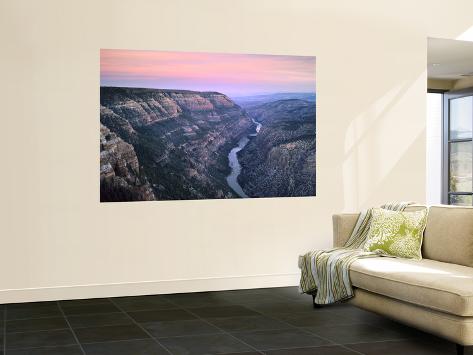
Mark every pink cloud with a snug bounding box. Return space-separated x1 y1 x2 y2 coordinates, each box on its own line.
100 49 316 96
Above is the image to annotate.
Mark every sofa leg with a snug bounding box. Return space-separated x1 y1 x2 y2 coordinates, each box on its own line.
456 344 464 355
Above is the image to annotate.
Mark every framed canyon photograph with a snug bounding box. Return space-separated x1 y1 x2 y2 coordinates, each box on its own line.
100 49 316 202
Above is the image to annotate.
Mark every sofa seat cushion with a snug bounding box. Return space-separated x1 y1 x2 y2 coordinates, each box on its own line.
350 257 473 316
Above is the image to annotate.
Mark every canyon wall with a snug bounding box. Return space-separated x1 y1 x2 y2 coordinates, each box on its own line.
100 87 253 201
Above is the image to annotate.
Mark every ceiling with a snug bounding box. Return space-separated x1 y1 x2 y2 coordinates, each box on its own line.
428 37 473 80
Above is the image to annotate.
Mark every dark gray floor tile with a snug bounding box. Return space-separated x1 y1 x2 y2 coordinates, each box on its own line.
232 295 292 308
67 312 133 329
7 345 83 355
114 295 167 302
83 339 169 355
223 288 279 297
377 320 436 340
6 305 63 320
5 329 77 350
267 286 301 298
264 345 359 355
164 292 236 308
7 302 57 311
60 298 112 308
1 289 467 355
112 295 175 311
347 339 459 355
62 303 120 316
305 323 407 344
159 333 253 355
213 290 289 306
321 302 353 311
6 317 68 333
232 328 330 351
329 306 390 323
128 309 196 323
207 315 291 332
275 310 357 327
74 324 149 343
190 305 260 319
142 319 222 338
262 287 313 304
246 301 314 315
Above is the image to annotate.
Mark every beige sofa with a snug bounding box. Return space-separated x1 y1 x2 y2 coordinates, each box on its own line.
332 205 473 355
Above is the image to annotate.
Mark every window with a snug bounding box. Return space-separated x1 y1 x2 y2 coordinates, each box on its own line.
443 90 473 206
427 92 443 205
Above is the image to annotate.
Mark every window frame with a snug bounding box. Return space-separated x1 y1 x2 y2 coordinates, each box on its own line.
441 88 473 205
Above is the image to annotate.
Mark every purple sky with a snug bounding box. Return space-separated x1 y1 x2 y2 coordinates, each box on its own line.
101 49 316 97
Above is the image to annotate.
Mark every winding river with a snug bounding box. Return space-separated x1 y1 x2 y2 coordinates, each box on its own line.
226 118 262 198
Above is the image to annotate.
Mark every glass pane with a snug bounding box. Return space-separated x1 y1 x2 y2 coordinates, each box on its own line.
449 194 473 206
449 141 472 192
426 93 442 205
450 96 473 140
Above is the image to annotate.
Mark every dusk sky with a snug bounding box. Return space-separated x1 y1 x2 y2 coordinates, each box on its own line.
100 49 316 97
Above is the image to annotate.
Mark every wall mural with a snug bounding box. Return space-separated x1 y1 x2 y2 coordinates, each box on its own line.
100 49 316 202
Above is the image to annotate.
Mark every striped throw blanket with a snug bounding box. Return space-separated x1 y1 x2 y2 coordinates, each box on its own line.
298 202 411 305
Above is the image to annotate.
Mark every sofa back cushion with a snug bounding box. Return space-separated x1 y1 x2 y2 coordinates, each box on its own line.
423 206 473 267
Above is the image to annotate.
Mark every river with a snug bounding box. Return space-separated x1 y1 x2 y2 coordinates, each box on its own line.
226 118 262 198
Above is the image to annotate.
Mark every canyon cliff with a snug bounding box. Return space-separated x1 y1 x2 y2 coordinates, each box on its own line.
100 124 155 201
100 87 253 201
237 99 316 197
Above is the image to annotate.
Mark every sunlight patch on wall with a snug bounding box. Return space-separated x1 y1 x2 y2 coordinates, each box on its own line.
344 83 405 153
457 26 473 42
342 73 427 210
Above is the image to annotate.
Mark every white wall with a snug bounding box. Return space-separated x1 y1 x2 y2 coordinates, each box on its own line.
1 0 473 303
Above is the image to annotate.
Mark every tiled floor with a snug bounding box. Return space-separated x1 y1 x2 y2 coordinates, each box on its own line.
0 287 470 354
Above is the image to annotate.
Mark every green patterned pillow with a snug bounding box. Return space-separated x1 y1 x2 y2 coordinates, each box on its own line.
363 208 428 259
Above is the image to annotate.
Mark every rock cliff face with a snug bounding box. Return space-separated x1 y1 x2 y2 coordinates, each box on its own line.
100 124 155 201
237 99 316 197
100 87 252 201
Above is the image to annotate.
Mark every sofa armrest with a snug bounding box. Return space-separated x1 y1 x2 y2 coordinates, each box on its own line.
332 213 359 247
